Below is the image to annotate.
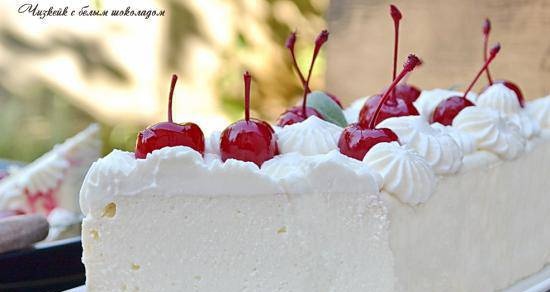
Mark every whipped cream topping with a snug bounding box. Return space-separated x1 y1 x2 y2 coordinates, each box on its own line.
363 142 436 206
453 106 525 160
476 84 521 115
262 150 382 194
414 89 477 121
276 116 343 155
526 96 550 137
205 130 221 155
476 84 540 139
80 146 383 217
377 116 463 174
431 123 476 155
343 96 368 124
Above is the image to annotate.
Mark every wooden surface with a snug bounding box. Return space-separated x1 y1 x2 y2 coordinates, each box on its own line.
326 0 550 103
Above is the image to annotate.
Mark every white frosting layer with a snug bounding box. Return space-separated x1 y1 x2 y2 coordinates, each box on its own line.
363 142 436 205
343 96 368 124
276 116 343 155
377 116 463 174
453 107 525 160
527 96 550 138
414 89 477 120
205 130 221 155
80 146 382 217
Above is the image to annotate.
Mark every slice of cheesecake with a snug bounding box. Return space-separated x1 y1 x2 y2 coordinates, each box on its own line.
80 93 550 291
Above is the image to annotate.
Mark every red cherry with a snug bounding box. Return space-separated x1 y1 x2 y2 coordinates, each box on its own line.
481 19 524 107
135 75 205 159
339 54 422 160
338 126 398 160
358 5 422 126
432 96 475 126
277 30 330 126
358 93 419 127
393 83 421 103
432 43 501 125
220 72 278 167
276 106 323 127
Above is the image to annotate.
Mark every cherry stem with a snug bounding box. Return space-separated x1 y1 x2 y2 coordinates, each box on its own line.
243 71 251 121
168 74 178 123
286 31 307 87
483 18 494 85
463 43 500 99
368 54 422 129
300 30 329 116
390 4 402 82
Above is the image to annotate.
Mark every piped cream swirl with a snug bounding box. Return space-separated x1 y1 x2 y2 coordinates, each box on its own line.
476 84 521 115
432 123 476 155
453 106 526 160
363 142 435 206
377 116 463 174
277 116 343 155
476 84 540 139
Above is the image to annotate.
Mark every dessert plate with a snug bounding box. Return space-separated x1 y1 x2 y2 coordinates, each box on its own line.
0 237 85 292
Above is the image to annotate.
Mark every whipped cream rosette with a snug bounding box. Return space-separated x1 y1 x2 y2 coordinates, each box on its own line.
377 116 463 174
453 106 525 160
476 84 540 139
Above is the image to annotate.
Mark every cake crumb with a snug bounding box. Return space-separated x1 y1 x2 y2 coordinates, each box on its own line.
90 230 99 240
277 226 287 234
102 202 117 218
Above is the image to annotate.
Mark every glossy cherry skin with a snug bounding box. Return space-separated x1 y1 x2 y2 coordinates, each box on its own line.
392 83 421 103
483 80 524 107
431 96 475 126
135 122 205 159
276 106 324 127
338 124 398 160
220 119 279 167
358 94 419 127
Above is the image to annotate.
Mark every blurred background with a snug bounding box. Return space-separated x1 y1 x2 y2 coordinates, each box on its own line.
0 0 548 162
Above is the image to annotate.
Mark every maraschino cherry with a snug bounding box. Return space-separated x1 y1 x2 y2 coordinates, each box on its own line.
339 54 422 160
481 19 524 107
135 74 205 159
432 43 501 126
358 5 420 127
277 30 336 126
220 71 278 167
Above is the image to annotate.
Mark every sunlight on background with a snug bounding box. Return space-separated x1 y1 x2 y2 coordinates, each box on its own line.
0 0 328 161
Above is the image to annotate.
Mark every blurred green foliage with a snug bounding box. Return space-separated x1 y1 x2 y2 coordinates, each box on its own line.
0 0 326 162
